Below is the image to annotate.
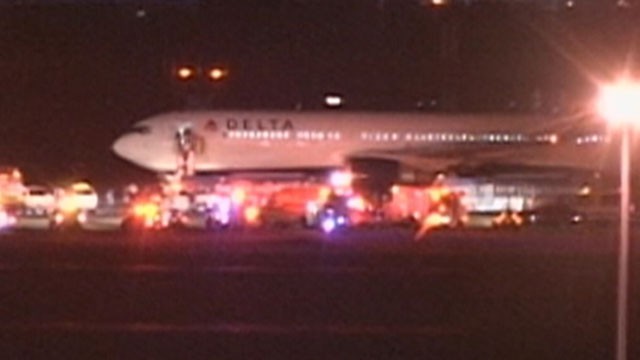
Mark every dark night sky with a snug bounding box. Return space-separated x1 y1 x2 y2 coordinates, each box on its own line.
0 0 638 188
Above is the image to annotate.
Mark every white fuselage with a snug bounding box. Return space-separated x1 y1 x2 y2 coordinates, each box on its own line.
112 110 609 173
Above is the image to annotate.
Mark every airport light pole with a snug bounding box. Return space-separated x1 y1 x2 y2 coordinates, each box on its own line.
598 78 640 360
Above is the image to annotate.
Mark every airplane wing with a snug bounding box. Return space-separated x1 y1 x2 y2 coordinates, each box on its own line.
350 140 614 176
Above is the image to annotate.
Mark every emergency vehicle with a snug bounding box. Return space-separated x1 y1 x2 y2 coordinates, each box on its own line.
49 182 99 230
385 175 469 239
0 167 26 211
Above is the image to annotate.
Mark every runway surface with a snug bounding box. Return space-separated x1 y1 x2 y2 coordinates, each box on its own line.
0 226 634 359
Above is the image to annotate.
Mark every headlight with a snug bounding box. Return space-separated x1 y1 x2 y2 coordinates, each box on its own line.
54 213 65 224
321 217 336 233
77 212 88 224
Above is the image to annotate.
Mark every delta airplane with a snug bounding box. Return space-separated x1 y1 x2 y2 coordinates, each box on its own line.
112 110 611 176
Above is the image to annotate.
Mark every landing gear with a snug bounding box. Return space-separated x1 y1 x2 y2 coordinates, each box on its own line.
175 127 197 177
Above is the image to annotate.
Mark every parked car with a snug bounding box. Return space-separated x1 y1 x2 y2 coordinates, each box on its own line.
23 185 56 215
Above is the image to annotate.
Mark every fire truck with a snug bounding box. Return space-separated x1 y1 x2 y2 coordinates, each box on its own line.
0 167 26 210
0 167 22 229
385 176 468 234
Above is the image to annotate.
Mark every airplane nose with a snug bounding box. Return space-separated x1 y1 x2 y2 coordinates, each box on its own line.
112 130 177 172
112 132 172 172
112 134 135 161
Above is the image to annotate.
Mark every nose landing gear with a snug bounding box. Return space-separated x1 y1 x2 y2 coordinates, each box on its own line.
175 127 196 177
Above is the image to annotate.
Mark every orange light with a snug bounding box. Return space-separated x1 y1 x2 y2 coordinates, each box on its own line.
244 205 260 224
428 186 452 203
231 187 246 204
493 211 523 227
579 185 591 196
58 196 78 213
415 212 450 240
318 186 332 203
347 196 367 212
208 67 226 81
513 213 523 225
167 181 182 194
427 188 440 203
426 213 449 227
133 202 159 218
177 66 195 80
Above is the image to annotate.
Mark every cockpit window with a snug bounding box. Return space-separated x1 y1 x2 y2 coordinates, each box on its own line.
129 125 151 135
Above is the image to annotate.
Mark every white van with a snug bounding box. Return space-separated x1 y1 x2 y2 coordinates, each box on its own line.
23 185 56 214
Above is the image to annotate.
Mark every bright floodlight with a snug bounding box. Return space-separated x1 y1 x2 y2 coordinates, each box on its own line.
176 66 195 80
329 170 353 188
321 217 337 233
208 67 227 81
598 80 640 125
324 94 343 108
599 77 640 360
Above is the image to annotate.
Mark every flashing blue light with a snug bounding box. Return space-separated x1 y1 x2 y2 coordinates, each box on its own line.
0 211 15 229
211 198 232 225
321 217 336 233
